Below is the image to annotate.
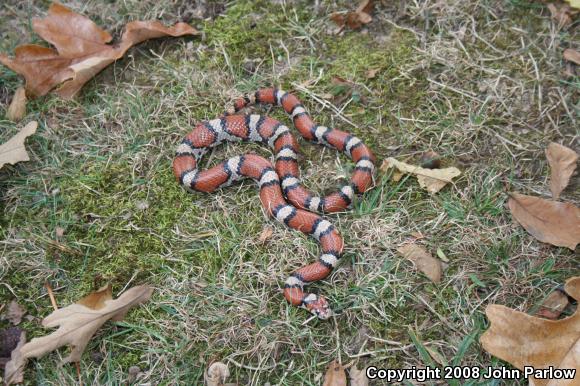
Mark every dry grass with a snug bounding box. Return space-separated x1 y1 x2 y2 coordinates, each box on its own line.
0 0 578 385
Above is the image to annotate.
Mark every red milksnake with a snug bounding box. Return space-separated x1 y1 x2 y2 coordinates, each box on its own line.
173 88 375 319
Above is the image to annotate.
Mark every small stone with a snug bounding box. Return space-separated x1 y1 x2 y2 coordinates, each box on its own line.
136 201 149 210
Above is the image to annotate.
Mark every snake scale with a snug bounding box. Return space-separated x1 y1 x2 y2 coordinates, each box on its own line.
173 88 375 319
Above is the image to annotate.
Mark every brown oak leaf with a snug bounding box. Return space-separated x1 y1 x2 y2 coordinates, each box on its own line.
330 0 374 30
4 285 153 384
480 277 580 386
546 143 578 200
0 3 199 99
508 193 580 250
397 243 442 283
5 87 27 122
0 121 38 170
381 157 461 194
323 360 347 386
563 49 580 65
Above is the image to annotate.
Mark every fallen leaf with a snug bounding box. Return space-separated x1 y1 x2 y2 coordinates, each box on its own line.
0 121 38 170
258 225 274 243
380 157 460 194
206 362 229 386
3 301 26 326
565 0 580 10
508 193 580 250
4 285 153 383
76 284 112 310
323 360 347 386
330 0 374 30
3 330 25 385
349 365 369 386
547 3 575 27
0 3 199 99
0 327 23 368
546 143 578 200
5 87 27 121
397 244 442 283
536 290 570 320
563 49 580 65
480 277 580 386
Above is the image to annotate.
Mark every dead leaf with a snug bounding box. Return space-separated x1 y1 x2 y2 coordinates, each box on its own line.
6 87 26 121
0 3 199 99
0 121 38 170
323 360 347 386
563 49 580 65
547 3 575 27
380 157 461 194
546 143 578 200
330 0 374 30
206 362 229 386
397 244 442 283
536 290 570 320
3 301 26 326
258 225 274 243
480 277 580 386
3 330 25 385
508 193 580 250
349 365 369 386
4 285 153 383
76 284 112 310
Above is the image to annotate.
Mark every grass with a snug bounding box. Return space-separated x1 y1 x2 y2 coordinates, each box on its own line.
0 0 579 385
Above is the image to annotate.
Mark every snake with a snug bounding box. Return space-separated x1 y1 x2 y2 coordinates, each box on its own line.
172 88 375 319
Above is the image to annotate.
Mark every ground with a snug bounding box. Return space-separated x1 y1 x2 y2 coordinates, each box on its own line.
0 0 578 385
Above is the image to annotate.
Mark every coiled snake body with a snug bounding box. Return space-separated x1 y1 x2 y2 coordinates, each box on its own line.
173 88 375 319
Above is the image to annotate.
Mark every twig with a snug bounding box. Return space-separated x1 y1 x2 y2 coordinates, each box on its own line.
44 281 58 311
334 315 342 364
75 362 83 386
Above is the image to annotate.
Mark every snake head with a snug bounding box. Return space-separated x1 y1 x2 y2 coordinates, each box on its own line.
304 294 332 320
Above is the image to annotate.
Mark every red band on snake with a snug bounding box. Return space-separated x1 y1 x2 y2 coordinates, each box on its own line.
172 88 375 319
